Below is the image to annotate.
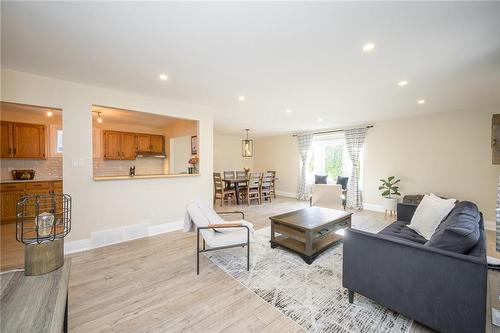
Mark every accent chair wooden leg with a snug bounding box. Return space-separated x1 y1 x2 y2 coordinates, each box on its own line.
348 290 354 303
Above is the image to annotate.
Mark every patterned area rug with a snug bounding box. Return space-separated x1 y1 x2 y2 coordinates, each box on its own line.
205 225 412 333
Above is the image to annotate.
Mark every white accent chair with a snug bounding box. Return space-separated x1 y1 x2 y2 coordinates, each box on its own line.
310 184 344 210
184 201 254 274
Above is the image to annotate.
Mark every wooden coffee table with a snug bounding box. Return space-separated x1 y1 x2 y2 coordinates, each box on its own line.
269 206 352 264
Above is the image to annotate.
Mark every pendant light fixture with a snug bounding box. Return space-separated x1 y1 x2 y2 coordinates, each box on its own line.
242 129 253 157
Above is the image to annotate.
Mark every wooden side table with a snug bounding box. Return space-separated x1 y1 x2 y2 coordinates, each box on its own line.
1 259 71 333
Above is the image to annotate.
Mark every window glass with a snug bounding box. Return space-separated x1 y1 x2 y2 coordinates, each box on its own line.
56 129 63 153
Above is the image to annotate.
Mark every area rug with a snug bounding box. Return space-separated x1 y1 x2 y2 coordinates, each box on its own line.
205 226 412 333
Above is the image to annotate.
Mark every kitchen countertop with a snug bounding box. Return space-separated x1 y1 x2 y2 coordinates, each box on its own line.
0 178 63 184
93 173 199 181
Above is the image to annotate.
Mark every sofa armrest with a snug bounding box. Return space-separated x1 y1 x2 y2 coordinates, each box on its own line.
343 228 487 333
396 203 418 223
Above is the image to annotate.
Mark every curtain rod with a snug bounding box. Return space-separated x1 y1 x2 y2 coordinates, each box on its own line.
292 125 374 137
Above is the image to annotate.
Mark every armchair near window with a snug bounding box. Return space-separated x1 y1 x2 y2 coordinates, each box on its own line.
184 201 254 274
310 184 344 210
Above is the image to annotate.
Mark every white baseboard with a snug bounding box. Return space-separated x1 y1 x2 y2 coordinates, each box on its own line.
276 190 297 198
362 202 385 213
485 220 495 231
64 220 184 255
64 238 91 254
148 220 184 236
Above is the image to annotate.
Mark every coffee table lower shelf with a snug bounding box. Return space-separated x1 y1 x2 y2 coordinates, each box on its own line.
270 233 343 264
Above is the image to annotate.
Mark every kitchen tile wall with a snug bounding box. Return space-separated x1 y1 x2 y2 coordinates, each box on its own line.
1 157 63 181
93 158 165 177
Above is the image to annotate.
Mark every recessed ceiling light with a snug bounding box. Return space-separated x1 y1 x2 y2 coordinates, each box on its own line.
317 117 323 122
285 109 292 114
398 80 408 87
46 111 53 117
362 43 375 53
417 99 426 104
159 74 168 81
238 96 246 101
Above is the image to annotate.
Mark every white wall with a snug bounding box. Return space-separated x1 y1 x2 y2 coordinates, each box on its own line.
1 69 213 242
364 107 500 222
253 107 500 222
213 134 253 173
253 134 299 196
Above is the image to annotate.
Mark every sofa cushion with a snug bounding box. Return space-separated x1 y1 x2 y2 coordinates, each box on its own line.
425 201 480 253
315 175 328 184
378 220 427 244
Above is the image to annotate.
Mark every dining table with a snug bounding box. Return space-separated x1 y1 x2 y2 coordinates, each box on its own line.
222 178 248 205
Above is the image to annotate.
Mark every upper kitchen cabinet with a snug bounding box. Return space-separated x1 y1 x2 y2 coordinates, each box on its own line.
1 121 46 159
103 130 136 160
1 122 12 158
137 134 164 155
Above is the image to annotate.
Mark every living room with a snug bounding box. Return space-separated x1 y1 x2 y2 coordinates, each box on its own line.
1 2 499 333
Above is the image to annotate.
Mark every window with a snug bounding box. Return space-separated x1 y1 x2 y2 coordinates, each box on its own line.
56 129 63 153
310 134 364 186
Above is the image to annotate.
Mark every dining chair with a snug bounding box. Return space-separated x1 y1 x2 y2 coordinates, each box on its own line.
267 170 276 198
260 172 273 203
246 172 261 205
223 171 236 190
236 170 248 202
213 172 236 206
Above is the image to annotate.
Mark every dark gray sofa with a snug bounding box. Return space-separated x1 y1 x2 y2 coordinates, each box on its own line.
343 202 488 333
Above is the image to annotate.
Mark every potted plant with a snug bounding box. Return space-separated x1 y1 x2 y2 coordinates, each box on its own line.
379 176 401 214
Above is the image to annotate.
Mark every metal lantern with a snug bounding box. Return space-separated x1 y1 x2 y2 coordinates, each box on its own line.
242 129 253 157
16 193 71 276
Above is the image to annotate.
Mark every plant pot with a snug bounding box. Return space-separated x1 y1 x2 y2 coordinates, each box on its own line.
383 197 398 212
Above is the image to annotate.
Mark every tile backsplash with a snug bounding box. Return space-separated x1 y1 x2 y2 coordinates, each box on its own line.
93 158 165 177
1 157 63 180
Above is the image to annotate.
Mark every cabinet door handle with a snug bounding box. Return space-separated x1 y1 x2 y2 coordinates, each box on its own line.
5 185 16 189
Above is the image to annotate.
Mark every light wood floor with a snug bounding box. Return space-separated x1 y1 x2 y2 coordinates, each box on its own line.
1 196 498 332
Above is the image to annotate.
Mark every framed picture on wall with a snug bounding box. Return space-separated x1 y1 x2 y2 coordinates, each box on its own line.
191 135 198 155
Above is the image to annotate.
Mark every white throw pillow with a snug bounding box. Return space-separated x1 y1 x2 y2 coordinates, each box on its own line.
407 194 456 240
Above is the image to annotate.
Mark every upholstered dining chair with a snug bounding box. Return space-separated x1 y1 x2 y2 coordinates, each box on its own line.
267 171 276 198
260 172 273 203
247 172 261 205
184 200 254 274
213 172 235 206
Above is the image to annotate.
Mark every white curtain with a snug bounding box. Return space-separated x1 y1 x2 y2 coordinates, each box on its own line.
296 133 313 201
344 127 367 209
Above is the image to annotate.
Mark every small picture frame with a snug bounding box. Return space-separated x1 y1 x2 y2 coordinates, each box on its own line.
191 135 198 155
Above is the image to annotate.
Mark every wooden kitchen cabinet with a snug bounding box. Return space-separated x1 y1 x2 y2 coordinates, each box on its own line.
493 114 500 164
1 181 63 224
1 121 46 159
136 133 164 154
103 130 136 160
150 135 164 154
121 132 136 160
1 122 13 158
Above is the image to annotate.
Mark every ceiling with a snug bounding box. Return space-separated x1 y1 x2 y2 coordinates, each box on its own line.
2 2 500 137
1 101 63 118
92 105 195 129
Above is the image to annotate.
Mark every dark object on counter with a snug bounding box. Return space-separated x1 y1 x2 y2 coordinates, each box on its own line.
12 169 36 180
129 166 135 177
402 194 424 205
